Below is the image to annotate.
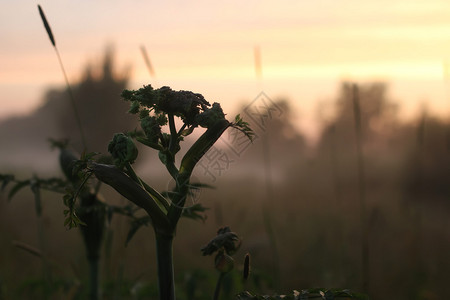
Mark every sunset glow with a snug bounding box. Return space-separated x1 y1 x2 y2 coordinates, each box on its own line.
2 0 450 137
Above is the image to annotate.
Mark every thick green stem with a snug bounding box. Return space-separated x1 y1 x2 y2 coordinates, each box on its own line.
125 163 170 212
167 174 190 227
155 233 175 300
78 194 104 300
125 163 142 186
91 163 170 232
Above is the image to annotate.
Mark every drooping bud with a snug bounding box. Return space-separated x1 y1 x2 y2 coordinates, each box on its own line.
215 251 234 274
108 133 138 167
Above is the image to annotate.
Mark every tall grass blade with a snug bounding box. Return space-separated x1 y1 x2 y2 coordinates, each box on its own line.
37 5 87 150
12 240 43 258
38 5 55 47
328 124 345 279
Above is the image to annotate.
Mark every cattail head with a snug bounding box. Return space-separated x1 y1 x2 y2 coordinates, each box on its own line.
38 4 56 47
243 253 251 280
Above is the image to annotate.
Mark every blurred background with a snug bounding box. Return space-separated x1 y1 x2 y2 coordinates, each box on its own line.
1 1 450 299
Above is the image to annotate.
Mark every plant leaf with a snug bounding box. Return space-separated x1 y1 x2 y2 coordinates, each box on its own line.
181 203 208 222
0 174 15 191
126 216 152 246
8 180 30 201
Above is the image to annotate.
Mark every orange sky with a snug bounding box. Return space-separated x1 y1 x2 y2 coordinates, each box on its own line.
2 0 450 140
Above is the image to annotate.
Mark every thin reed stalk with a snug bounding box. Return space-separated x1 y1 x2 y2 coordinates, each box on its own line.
28 178 53 296
352 84 369 294
328 125 345 281
213 273 225 300
140 45 156 78
261 134 281 290
38 5 87 150
38 6 104 299
254 45 280 289
34 185 52 285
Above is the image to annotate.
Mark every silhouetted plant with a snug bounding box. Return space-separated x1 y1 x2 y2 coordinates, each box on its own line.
1 143 128 299
64 85 253 300
201 226 241 300
236 288 369 300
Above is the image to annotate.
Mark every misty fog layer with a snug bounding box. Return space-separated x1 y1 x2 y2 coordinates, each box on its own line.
1 50 449 299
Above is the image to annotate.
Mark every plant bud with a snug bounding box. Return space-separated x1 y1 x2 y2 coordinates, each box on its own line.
243 253 251 280
215 252 234 274
108 133 138 167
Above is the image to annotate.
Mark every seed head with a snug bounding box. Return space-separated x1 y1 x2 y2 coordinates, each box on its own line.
38 5 56 47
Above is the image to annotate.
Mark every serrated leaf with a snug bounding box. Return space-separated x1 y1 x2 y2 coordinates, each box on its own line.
126 216 151 246
30 179 42 216
37 177 68 193
76 216 87 227
0 174 14 191
8 180 30 201
64 212 87 229
182 204 208 222
187 182 215 190
232 114 255 142
13 240 43 258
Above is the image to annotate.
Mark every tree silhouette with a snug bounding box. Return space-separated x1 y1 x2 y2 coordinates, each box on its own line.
57 46 136 152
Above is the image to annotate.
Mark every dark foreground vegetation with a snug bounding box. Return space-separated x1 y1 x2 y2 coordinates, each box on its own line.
0 50 449 299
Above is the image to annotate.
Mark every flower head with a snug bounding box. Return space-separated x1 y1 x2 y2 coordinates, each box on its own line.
195 102 226 128
121 85 211 126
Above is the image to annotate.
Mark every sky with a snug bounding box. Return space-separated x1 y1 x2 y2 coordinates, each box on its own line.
2 0 450 141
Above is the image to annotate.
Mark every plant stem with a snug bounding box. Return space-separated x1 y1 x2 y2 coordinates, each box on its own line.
31 181 52 288
88 257 100 300
155 233 175 300
352 84 369 294
213 273 225 300
261 134 280 290
54 47 87 150
329 125 344 281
